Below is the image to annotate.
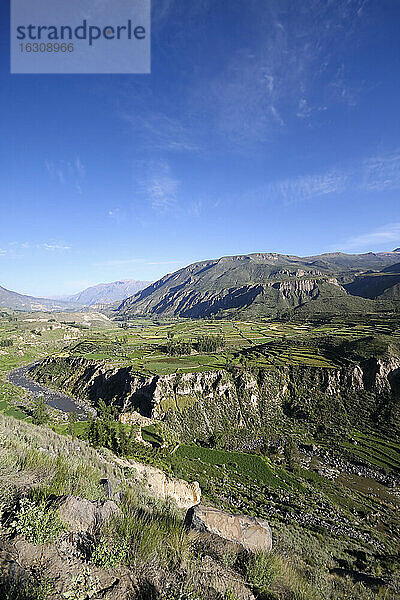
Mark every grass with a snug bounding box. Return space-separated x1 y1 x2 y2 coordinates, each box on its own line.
171 444 303 491
28 314 400 377
0 310 117 417
0 413 127 504
2 312 400 599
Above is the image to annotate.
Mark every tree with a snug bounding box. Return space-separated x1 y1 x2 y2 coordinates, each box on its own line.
196 334 225 353
284 439 300 473
67 412 78 437
31 396 49 425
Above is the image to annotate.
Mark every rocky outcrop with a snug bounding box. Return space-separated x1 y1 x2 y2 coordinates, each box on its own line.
0 535 138 600
115 457 201 509
30 353 400 441
51 496 121 534
185 505 272 553
0 497 254 600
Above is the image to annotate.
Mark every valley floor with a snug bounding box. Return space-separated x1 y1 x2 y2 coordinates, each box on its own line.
0 310 400 599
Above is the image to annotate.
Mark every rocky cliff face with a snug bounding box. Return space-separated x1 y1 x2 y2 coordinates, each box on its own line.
118 279 345 319
30 353 400 441
116 251 400 318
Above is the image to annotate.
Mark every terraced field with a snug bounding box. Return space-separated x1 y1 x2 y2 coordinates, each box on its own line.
0 311 116 417
55 315 400 375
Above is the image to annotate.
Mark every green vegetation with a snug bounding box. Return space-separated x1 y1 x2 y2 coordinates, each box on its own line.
30 315 400 377
1 309 400 598
31 397 49 425
9 497 66 544
1 577 54 600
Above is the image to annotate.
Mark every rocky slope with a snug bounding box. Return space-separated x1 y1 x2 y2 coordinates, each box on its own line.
30 352 400 442
343 261 400 300
116 251 400 319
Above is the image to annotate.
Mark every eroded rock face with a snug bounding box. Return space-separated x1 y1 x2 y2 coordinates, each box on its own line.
51 496 121 534
122 460 201 510
31 353 400 441
186 505 272 553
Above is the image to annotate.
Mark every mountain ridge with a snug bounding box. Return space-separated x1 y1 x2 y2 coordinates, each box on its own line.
116 251 400 319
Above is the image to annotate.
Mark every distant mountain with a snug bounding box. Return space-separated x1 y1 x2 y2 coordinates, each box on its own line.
0 285 80 312
116 251 400 320
65 280 151 306
343 261 400 300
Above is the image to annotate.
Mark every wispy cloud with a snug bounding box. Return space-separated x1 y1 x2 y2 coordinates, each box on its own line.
118 1 367 155
45 156 85 193
134 160 179 213
108 208 121 218
258 169 347 206
95 258 183 267
190 0 366 149
7 241 71 254
0 249 7 256
248 150 400 206
41 243 71 252
361 153 400 192
121 111 200 153
336 223 400 252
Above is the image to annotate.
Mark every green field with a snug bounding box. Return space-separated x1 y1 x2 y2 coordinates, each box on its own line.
48 315 400 375
0 310 117 417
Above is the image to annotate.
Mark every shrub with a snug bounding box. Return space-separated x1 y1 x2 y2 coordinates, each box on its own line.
31 397 49 426
196 334 225 353
1 576 54 600
0 339 13 347
166 340 192 356
10 498 67 544
246 551 281 595
91 535 129 568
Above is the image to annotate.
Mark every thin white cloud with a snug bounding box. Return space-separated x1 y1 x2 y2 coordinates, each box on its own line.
95 258 183 267
248 150 400 206
45 156 85 194
118 0 366 155
268 170 347 205
135 160 179 213
41 243 71 252
361 153 400 192
108 208 121 217
336 223 400 252
7 241 71 253
190 0 366 149
0 249 7 256
121 111 200 153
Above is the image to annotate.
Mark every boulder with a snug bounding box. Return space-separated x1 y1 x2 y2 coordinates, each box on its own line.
185 505 272 553
116 458 201 509
51 496 121 534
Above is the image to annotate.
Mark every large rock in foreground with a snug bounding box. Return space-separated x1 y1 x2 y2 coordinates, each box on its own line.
114 457 201 509
51 496 121 534
185 505 272 553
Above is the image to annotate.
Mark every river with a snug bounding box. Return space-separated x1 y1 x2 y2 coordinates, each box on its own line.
7 362 89 417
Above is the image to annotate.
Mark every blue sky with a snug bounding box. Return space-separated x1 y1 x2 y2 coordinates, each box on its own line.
1 0 400 296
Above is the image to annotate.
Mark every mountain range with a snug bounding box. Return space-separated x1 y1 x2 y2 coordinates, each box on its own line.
0 279 150 312
62 279 151 306
116 250 400 320
0 286 81 312
2 251 400 316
